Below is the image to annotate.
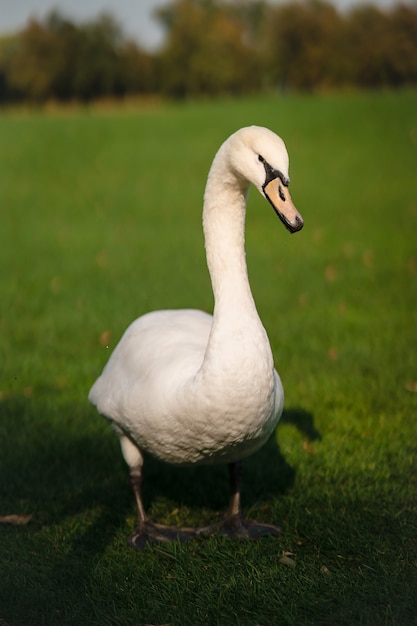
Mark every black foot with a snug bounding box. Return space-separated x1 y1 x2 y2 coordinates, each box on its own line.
197 514 282 540
128 516 282 549
128 521 198 550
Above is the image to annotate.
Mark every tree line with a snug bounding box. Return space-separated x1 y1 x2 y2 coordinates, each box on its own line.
1 0 416 103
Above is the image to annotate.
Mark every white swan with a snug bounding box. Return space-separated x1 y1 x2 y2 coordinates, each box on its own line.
89 126 303 549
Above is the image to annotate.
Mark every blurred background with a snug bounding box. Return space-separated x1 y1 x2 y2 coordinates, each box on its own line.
1 0 416 104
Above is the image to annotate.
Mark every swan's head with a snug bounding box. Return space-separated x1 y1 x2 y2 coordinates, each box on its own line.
227 125 304 234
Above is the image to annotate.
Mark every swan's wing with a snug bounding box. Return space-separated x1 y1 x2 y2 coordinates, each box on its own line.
89 309 212 420
273 369 284 423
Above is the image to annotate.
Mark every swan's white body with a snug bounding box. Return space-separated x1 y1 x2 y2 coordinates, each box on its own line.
89 125 302 493
90 307 282 465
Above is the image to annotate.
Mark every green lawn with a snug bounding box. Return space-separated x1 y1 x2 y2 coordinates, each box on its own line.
1 90 417 626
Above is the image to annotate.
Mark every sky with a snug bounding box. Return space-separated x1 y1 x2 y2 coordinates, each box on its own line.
0 0 410 51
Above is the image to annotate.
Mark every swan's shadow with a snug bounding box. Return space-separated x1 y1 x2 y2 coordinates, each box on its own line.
1 398 318 550
1 397 318 623
280 407 321 442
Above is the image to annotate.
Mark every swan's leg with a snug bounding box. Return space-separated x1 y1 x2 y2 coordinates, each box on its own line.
119 435 148 533
118 435 197 550
127 452 148 527
223 461 247 533
117 436 280 546
203 461 282 539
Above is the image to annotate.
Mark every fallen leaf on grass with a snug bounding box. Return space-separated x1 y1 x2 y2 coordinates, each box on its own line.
325 265 337 282
320 565 331 575
407 256 417 274
279 551 296 568
100 330 112 348
0 514 33 525
302 440 315 454
405 381 417 393
362 249 374 268
327 346 338 361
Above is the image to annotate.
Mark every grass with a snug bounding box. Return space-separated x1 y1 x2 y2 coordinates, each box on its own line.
1 90 417 625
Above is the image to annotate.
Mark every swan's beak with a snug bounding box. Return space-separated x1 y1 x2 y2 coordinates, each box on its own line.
263 178 304 234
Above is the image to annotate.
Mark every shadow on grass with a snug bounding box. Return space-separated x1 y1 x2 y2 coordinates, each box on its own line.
0 397 317 540
280 407 322 442
2 396 417 626
0 395 318 625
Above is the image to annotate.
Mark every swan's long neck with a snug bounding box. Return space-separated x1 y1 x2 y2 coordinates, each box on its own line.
201 144 273 372
179 135 277 437
203 152 254 316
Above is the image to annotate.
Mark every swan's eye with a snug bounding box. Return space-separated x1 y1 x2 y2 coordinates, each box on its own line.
279 185 286 202
258 155 265 163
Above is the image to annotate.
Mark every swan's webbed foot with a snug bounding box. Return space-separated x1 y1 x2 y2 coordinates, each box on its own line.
219 515 282 539
210 461 282 539
129 516 281 549
196 514 282 540
128 521 198 550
